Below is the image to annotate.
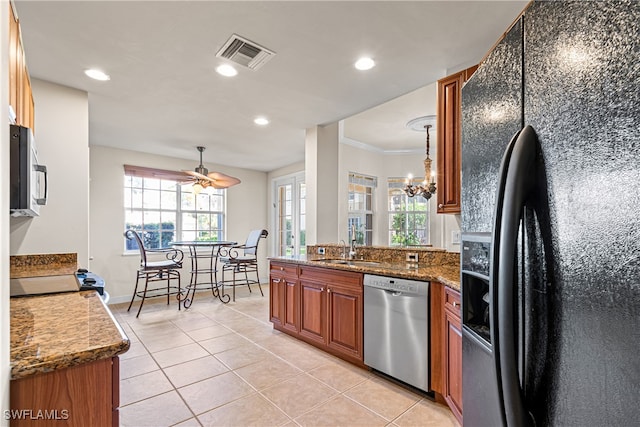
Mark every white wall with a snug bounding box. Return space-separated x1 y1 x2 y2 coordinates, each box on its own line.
89 146 268 303
337 141 461 252
9 79 90 264
1 3 11 421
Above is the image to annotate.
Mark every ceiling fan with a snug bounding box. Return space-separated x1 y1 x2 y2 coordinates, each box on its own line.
183 146 241 194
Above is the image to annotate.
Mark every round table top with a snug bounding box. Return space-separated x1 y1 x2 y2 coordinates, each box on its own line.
171 240 236 247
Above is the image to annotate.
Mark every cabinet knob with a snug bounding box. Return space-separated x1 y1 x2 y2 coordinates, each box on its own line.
452 301 458 308
273 278 281 284
327 288 331 293
280 267 284 271
438 203 444 209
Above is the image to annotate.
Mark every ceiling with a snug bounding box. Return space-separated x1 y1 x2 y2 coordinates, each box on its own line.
15 1 527 172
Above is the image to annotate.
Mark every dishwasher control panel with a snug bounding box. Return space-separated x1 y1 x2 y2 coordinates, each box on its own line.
363 274 428 296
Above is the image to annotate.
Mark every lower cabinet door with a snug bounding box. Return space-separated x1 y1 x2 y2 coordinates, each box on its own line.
299 280 326 345
326 285 362 361
282 277 299 333
269 276 284 326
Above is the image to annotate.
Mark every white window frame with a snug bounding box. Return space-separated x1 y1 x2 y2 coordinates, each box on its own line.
348 172 376 246
124 167 227 252
387 177 430 246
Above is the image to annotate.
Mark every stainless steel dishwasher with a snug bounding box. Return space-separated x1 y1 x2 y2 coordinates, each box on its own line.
364 274 430 392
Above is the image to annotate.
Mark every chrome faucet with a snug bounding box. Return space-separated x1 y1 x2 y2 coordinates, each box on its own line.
349 225 357 259
340 240 348 259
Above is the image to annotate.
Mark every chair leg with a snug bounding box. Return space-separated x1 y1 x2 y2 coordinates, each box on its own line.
177 270 182 311
127 272 142 312
166 271 171 306
255 268 264 296
136 274 150 318
244 268 252 293
232 267 236 302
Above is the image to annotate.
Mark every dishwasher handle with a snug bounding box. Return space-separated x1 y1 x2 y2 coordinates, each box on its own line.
384 289 404 297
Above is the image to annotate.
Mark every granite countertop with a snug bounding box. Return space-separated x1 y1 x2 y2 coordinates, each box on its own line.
10 290 130 380
269 255 460 291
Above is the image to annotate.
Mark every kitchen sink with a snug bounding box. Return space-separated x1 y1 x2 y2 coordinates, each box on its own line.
314 258 381 266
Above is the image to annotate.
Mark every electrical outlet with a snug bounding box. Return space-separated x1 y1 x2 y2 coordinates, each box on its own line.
451 230 461 245
406 252 419 262
317 247 325 255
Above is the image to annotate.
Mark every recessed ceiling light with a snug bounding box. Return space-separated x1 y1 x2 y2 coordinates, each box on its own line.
254 117 269 126
84 69 110 81
355 57 375 71
216 64 238 77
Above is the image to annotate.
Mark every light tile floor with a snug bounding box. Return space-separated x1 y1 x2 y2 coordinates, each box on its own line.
110 284 459 427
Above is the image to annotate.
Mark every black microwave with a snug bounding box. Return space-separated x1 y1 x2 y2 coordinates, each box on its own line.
10 125 47 217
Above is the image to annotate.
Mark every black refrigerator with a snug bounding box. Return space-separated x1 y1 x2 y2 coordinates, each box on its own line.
460 1 640 426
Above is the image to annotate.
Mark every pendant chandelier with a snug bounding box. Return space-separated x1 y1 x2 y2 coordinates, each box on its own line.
183 146 241 195
404 116 437 200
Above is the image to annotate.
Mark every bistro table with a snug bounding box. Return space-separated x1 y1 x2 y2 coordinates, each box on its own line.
170 240 236 306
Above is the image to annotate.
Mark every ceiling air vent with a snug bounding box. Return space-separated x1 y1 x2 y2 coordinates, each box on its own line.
216 34 275 70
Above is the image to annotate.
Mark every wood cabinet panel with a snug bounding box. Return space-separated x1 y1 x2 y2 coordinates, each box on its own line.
8 2 35 130
269 262 364 365
270 261 299 332
443 286 463 424
326 284 362 360
299 280 326 345
436 65 477 214
10 357 119 427
269 274 284 326
283 278 298 333
430 282 445 396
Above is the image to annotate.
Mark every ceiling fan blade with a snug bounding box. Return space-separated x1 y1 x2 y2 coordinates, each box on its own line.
207 171 241 188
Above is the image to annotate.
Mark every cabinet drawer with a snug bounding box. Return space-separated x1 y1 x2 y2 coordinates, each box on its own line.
299 265 362 288
444 287 461 318
270 262 298 277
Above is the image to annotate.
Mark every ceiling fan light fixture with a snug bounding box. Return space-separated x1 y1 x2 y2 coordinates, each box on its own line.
182 146 241 191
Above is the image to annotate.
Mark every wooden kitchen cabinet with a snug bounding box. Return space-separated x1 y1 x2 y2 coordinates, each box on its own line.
430 282 463 425
8 2 35 131
299 278 326 345
269 262 299 334
326 281 363 361
10 356 120 427
436 65 477 214
443 286 463 424
270 262 364 366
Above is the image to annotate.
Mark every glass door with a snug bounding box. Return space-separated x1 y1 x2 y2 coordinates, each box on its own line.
273 172 305 257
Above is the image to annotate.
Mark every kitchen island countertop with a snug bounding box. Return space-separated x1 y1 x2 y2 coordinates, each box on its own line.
269 255 460 291
10 290 130 380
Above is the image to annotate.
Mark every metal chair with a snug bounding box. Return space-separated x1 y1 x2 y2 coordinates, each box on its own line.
220 229 268 302
124 229 184 317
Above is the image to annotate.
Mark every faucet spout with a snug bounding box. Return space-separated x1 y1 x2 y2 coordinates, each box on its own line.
339 240 347 259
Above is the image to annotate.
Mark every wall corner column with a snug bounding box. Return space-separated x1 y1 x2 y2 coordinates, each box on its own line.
305 123 340 245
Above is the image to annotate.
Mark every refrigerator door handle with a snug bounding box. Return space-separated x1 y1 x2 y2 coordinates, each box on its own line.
491 125 538 427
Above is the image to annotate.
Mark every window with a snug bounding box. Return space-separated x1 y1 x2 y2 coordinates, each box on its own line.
348 172 376 246
273 172 306 257
124 165 226 251
388 178 429 246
